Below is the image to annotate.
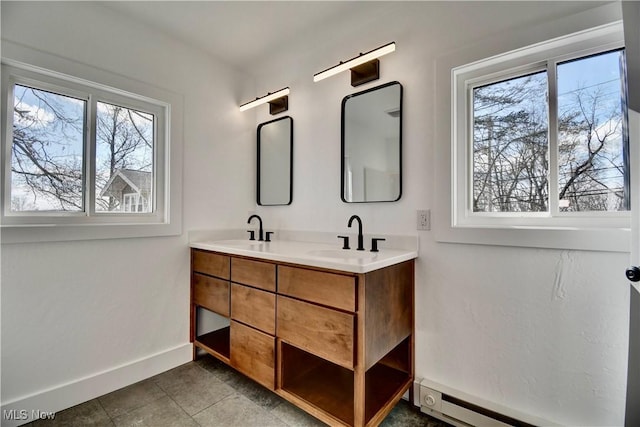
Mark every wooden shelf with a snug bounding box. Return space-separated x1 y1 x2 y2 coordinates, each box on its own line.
365 363 411 424
280 342 354 425
365 336 412 424
195 327 230 362
280 339 412 427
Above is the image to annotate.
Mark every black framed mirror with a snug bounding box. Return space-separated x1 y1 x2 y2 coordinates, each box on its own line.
257 116 293 206
341 81 402 203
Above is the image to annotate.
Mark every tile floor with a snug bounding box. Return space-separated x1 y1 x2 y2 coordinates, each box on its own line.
24 355 448 427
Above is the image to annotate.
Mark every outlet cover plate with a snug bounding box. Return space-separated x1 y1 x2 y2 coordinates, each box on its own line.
417 209 430 230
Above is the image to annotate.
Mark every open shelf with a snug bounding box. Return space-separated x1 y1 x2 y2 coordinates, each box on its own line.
365 336 412 424
365 363 411 423
280 337 412 426
195 326 230 362
280 342 354 425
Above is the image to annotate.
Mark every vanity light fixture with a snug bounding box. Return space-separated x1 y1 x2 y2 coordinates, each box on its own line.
239 87 290 115
313 42 396 87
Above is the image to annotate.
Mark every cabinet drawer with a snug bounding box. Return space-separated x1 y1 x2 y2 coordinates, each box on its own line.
193 273 229 317
192 250 230 279
230 321 275 390
231 258 276 291
231 284 275 335
278 266 356 312
277 296 354 369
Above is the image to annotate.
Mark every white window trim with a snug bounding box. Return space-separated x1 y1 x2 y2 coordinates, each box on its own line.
436 19 631 252
0 44 183 243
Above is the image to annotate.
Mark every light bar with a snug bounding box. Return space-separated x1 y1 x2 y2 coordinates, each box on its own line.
239 87 290 112
313 42 396 83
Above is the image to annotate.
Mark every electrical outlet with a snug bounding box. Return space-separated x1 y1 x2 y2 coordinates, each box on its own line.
417 209 430 230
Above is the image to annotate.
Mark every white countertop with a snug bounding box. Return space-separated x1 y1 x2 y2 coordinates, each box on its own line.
189 230 418 274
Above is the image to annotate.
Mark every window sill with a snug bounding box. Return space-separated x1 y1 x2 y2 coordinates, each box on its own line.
434 222 630 253
1 221 181 244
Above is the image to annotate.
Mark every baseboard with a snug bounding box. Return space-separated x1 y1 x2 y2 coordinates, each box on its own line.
415 378 558 427
1 343 192 427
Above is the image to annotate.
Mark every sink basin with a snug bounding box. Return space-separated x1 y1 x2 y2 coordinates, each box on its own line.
306 249 377 260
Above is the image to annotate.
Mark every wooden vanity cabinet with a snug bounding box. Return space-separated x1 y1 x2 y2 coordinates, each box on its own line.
231 257 276 291
277 295 355 369
190 250 231 362
278 260 414 427
229 269 277 389
193 274 229 317
230 320 275 389
190 248 415 427
278 266 356 311
231 283 275 335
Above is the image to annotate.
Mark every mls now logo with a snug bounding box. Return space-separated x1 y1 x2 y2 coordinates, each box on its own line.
3 409 55 421
2 410 27 421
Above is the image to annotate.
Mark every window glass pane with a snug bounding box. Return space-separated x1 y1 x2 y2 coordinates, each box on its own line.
472 71 549 212
557 49 628 212
10 84 86 212
95 102 154 213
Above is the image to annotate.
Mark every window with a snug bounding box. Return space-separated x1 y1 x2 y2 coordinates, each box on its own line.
472 70 550 213
556 51 628 213
95 102 154 214
453 23 630 230
10 83 87 212
122 193 148 213
1 62 169 232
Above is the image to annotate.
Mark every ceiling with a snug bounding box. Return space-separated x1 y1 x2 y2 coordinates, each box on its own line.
101 1 384 70
101 1 614 73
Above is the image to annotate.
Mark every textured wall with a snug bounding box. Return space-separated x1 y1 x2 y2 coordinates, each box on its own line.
0 0 254 416
248 2 630 425
0 1 632 426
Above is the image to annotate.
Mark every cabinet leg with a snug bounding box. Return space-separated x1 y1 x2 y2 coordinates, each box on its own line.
354 367 365 426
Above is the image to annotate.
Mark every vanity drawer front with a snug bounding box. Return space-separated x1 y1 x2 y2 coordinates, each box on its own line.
230 320 275 390
192 249 230 279
278 266 356 312
277 296 354 369
231 258 276 291
193 273 230 317
231 284 275 335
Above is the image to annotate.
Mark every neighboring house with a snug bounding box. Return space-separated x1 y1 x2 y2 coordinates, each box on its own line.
99 168 152 212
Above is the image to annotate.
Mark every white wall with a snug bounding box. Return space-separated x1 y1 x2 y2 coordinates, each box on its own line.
0 2 632 426
250 2 630 425
0 1 255 421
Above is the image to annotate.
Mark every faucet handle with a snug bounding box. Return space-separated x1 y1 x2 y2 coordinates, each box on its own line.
265 231 274 242
337 235 350 250
370 237 386 252
247 230 256 241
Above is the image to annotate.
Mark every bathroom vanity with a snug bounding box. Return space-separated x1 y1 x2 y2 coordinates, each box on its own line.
189 237 417 427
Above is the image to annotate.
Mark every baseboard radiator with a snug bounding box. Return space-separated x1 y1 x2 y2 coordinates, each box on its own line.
415 379 556 427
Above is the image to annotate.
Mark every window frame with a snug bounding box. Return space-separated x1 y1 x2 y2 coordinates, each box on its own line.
452 23 630 231
0 56 181 243
6 76 91 217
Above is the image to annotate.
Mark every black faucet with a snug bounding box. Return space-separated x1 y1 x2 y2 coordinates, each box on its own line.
247 214 264 241
347 215 365 251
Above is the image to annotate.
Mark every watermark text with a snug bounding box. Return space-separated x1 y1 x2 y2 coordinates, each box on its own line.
3 409 56 421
